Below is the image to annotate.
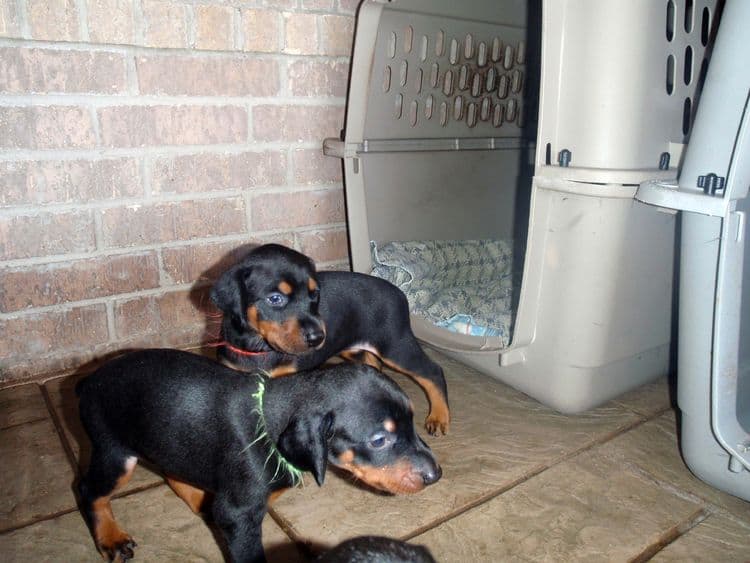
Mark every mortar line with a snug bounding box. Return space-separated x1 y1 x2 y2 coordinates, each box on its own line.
233 6 242 51
0 183 344 217
105 300 117 347
0 93 348 106
16 0 30 39
75 0 90 43
132 0 144 46
186 4 196 48
0 141 330 161
0 220 347 271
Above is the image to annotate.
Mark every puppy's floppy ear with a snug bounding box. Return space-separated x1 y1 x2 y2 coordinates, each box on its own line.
210 265 251 314
276 411 334 486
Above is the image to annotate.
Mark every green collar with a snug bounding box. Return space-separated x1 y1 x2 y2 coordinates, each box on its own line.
243 378 304 487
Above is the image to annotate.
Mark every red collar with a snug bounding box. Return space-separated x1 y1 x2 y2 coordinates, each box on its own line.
223 342 271 357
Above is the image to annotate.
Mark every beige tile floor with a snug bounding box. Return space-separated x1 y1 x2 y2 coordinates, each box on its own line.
1 347 748 562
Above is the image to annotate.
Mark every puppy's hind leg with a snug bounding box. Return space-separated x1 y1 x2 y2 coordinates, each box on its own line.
78 449 138 561
166 477 208 514
381 338 450 436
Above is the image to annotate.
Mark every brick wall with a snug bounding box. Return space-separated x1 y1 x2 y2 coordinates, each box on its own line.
0 0 356 385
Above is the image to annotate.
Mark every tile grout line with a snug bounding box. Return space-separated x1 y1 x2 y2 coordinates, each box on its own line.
0 480 166 537
267 505 317 560
400 408 671 542
619 458 750 533
0 506 81 536
626 507 711 563
39 383 80 476
0 415 49 432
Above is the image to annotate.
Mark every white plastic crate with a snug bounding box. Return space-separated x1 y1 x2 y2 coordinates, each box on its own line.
325 0 719 413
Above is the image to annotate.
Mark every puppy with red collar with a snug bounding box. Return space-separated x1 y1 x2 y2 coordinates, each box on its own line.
211 244 450 436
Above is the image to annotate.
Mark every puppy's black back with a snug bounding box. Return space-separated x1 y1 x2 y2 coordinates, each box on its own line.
77 349 260 491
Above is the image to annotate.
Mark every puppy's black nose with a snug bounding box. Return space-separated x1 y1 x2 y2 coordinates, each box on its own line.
421 463 442 486
304 327 325 348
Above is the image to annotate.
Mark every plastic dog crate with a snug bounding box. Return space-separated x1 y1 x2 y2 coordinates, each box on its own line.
324 0 718 413
636 0 749 501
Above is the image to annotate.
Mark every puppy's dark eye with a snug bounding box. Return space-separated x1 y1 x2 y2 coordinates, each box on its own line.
266 292 288 307
367 433 390 450
310 288 320 301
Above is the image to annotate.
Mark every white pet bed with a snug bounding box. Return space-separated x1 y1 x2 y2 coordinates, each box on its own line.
371 239 520 344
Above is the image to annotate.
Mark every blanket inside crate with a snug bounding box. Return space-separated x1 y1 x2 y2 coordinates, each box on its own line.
370 239 519 346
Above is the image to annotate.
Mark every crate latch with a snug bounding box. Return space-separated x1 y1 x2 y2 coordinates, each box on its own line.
697 172 726 196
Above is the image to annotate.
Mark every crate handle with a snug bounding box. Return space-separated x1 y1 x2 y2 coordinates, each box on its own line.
323 138 345 158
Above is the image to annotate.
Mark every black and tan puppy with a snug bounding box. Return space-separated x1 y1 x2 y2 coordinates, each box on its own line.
211 244 450 436
317 536 436 563
76 349 440 563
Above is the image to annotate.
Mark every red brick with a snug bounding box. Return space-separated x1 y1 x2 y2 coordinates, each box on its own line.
320 15 354 56
0 162 27 206
0 211 95 260
0 252 160 312
0 1 22 38
284 13 318 55
120 324 208 352
98 105 248 147
100 198 247 248
142 0 188 48
252 104 343 142
152 151 286 194
0 107 30 148
0 334 208 383
298 228 349 263
251 188 345 230
288 59 349 97
0 304 109 361
161 235 295 285
293 148 343 184
195 5 234 50
114 288 210 339
28 0 80 42
162 241 248 285
87 0 135 44
136 55 278 97
241 9 281 53
0 106 96 150
0 47 127 94
0 353 82 384
0 158 142 207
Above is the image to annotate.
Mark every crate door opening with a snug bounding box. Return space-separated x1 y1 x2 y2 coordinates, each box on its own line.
345 1 539 351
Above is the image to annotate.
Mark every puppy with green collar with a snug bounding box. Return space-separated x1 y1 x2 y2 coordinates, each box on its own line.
76 349 441 563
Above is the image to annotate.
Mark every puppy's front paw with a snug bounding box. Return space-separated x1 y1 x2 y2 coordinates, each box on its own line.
424 414 449 436
100 537 137 562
